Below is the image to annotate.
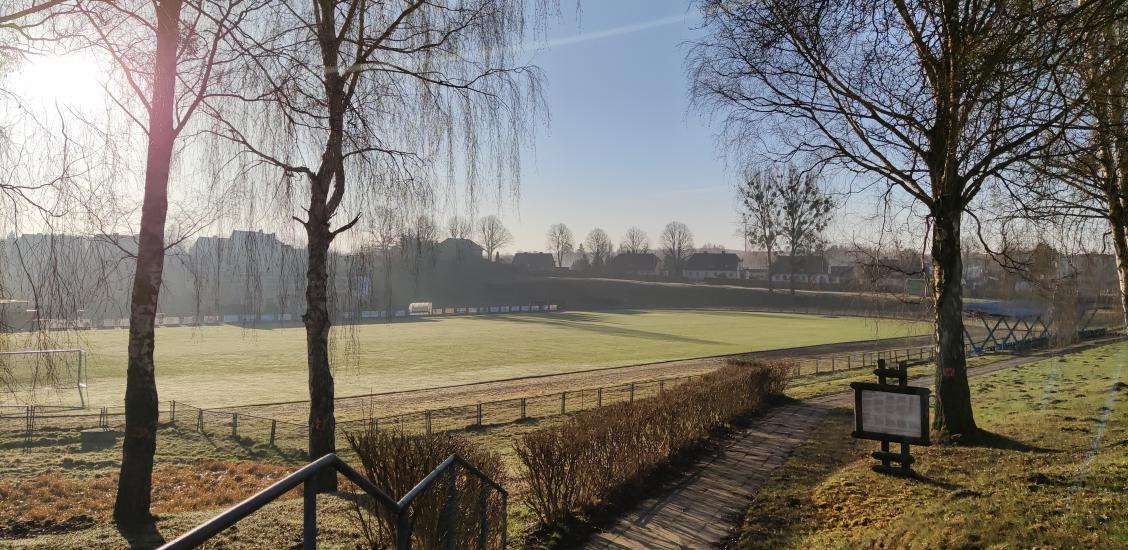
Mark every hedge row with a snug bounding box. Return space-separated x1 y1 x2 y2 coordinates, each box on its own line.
513 359 791 527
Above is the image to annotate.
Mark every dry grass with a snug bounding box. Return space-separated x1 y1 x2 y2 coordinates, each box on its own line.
736 341 1128 549
0 460 296 525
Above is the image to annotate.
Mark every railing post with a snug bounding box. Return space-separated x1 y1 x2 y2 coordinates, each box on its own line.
269 420 277 447
629 383 635 403
171 401 176 425
519 398 526 420
444 463 457 550
396 509 411 550
232 413 238 438
560 393 566 414
476 403 483 427
477 487 489 550
597 388 602 407
303 479 317 550
500 492 508 549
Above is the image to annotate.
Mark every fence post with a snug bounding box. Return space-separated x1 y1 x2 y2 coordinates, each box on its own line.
832 357 836 371
231 413 238 438
425 410 433 436
519 398 526 420
25 406 32 448
597 388 602 407
269 420 277 446
197 409 204 433
171 401 176 425
815 358 820 373
848 355 852 370
560 393 566 414
476 403 483 426
659 380 665 393
629 383 635 403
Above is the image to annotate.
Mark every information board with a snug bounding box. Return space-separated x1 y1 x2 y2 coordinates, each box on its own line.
850 382 930 445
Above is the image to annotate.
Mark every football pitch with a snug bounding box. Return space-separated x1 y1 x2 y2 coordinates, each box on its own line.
7 309 929 408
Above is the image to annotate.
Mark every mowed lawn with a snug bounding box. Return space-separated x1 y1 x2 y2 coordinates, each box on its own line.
13 310 927 408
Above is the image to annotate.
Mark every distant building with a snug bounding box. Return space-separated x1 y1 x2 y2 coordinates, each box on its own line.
511 252 556 272
771 255 830 284
683 251 741 280
437 238 485 263
608 252 661 276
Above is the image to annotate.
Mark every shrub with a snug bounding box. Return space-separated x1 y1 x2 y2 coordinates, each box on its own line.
345 429 507 549
514 360 790 528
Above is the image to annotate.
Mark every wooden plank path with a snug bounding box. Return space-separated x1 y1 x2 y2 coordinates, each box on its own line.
582 338 1122 549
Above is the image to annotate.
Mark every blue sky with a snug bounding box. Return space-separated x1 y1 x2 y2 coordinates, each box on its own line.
502 1 738 252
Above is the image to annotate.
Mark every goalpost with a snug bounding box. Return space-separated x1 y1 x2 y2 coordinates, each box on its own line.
0 349 89 408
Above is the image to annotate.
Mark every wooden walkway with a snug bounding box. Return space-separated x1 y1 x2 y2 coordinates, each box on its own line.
582 339 1120 549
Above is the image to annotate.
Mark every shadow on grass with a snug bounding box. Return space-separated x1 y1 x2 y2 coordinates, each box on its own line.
472 312 727 346
964 429 1061 454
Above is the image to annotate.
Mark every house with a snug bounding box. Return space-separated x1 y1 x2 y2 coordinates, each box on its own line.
683 251 741 280
770 255 830 284
829 264 858 285
608 252 661 276
437 238 485 263
511 252 556 272
739 251 771 281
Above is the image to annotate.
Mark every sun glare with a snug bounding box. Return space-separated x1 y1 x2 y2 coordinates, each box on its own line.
15 53 108 110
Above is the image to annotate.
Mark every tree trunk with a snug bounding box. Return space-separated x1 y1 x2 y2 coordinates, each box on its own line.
766 250 774 293
1110 210 1128 329
788 245 796 295
930 201 977 441
114 0 181 542
304 213 337 492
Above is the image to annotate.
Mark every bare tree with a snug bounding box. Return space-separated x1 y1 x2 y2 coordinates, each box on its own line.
26 0 253 539
738 167 781 292
546 223 573 268
620 226 650 254
210 0 555 491
1003 3 1128 327
447 216 474 240
477 215 512 262
691 0 1077 440
778 167 834 295
660 221 694 276
584 227 612 270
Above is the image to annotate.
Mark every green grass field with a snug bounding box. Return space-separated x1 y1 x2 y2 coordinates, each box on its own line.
4 309 927 408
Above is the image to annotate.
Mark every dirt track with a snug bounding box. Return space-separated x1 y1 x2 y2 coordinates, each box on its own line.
221 334 938 423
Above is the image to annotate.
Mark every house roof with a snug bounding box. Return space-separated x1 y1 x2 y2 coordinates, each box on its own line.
770 255 829 275
685 251 740 271
609 252 660 272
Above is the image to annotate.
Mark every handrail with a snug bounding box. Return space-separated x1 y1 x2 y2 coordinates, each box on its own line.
158 452 506 550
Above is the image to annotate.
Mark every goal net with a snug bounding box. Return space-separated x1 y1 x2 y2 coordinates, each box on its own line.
0 349 89 408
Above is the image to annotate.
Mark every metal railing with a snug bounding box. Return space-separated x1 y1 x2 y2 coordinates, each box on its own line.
158 452 507 550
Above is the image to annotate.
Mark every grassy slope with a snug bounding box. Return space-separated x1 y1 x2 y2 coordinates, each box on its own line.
8 310 925 408
739 341 1128 549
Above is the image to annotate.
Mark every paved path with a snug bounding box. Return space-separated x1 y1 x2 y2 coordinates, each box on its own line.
582 338 1122 550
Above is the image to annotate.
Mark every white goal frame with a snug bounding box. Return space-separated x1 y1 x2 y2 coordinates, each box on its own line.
0 348 88 408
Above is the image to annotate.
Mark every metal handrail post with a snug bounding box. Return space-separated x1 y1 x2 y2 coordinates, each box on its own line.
303 480 316 550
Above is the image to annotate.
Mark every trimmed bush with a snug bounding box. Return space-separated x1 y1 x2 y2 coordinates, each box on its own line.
345 429 507 549
514 360 791 528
